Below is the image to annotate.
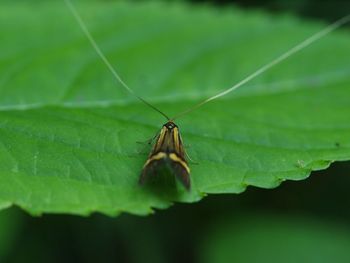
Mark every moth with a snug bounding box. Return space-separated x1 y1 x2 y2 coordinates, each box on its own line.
140 121 190 189
66 0 349 190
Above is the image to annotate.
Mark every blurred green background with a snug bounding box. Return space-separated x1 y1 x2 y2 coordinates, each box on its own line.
1 0 350 262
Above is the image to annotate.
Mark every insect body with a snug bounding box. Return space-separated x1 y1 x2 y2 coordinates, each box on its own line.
140 121 190 189
66 0 349 191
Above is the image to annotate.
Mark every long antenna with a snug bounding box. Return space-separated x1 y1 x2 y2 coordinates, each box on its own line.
171 14 350 121
65 0 170 121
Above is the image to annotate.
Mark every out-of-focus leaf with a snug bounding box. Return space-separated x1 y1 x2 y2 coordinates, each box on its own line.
200 214 350 263
0 209 21 260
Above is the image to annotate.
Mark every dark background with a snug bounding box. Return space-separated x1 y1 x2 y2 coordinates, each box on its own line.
193 0 350 21
1 1 349 262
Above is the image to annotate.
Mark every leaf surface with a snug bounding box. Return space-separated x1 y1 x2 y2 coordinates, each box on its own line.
0 1 349 215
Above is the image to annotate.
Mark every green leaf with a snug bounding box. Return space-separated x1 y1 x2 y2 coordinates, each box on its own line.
0 1 349 216
200 214 350 263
